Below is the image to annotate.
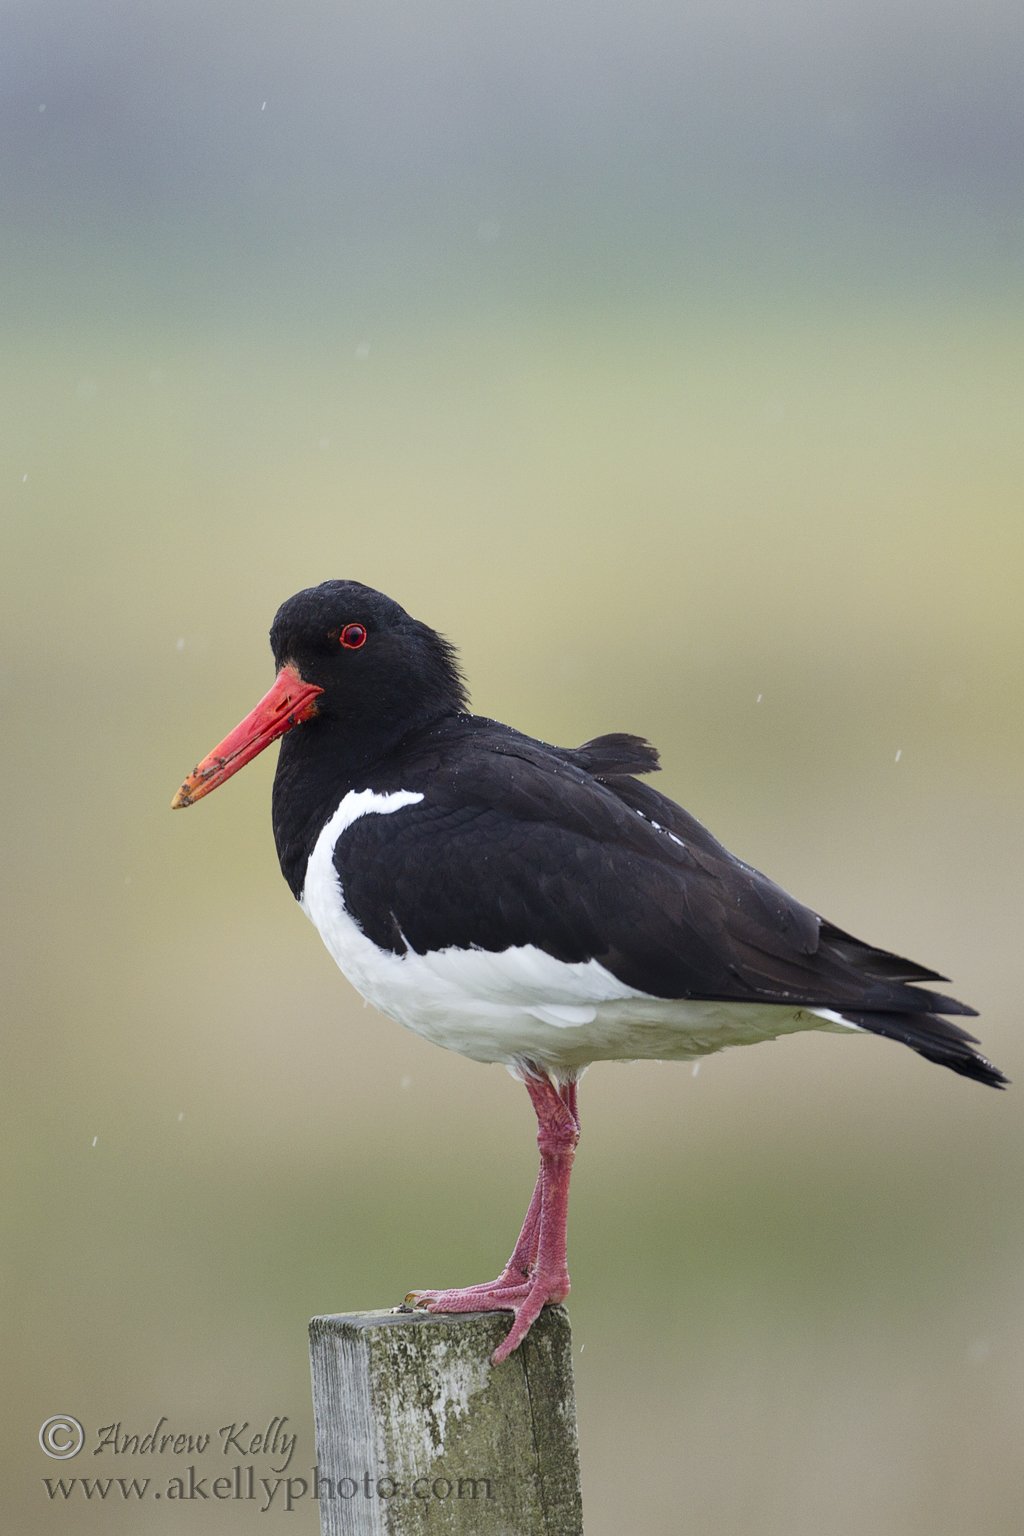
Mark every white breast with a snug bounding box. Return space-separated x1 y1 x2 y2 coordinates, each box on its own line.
299 788 857 1074
299 787 424 1004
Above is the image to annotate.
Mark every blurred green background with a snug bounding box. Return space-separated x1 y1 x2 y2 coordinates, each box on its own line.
4 0 1023 1531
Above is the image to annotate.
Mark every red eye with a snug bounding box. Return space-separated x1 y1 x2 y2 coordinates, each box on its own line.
339 622 367 650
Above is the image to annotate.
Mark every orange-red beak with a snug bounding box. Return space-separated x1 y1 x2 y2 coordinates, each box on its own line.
171 663 323 809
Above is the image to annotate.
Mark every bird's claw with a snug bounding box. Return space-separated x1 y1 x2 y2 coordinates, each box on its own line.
402 1275 570 1365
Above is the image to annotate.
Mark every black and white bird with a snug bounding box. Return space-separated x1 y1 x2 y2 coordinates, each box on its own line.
172 580 1005 1363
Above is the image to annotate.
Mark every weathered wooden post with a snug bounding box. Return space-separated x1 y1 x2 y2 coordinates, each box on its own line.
308 1307 583 1535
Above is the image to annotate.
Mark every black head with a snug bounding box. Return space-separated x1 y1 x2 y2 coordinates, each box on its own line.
269 579 468 727
171 580 468 814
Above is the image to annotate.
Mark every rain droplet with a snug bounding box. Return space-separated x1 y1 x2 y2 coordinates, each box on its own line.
894 749 902 763
691 1061 701 1077
91 1135 98 1147
755 693 763 704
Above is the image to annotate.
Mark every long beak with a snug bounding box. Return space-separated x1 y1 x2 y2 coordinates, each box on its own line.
171 663 323 808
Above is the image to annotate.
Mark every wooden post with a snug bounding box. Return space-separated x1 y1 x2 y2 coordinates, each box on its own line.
308 1306 583 1536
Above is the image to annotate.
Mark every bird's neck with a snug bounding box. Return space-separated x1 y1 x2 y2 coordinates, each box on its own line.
271 707 451 897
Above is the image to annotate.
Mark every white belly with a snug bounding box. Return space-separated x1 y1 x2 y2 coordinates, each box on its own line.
299 789 855 1074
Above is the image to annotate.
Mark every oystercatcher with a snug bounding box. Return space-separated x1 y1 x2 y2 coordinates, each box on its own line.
172 580 1005 1363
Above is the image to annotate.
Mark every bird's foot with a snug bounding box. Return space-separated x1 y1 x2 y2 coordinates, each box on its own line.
405 1270 570 1365
406 1262 530 1307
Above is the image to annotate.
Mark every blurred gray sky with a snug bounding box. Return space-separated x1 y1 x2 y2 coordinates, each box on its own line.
5 0 1023 327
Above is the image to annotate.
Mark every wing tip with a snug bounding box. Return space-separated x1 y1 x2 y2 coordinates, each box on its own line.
840 1008 1008 1089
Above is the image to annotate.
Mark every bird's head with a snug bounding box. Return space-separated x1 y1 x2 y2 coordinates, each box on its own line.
171 580 466 808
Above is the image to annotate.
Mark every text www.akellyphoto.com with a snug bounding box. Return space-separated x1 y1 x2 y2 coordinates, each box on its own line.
42 1463 496 1512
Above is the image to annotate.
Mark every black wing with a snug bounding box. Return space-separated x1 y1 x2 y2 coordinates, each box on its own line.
336 719 1005 1087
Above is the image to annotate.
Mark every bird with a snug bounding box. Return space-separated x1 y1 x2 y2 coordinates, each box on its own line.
172 579 1006 1364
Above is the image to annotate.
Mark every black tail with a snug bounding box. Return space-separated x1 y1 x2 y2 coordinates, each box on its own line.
842 1009 1008 1089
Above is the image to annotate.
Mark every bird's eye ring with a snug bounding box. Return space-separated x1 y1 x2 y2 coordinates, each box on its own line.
339 623 368 650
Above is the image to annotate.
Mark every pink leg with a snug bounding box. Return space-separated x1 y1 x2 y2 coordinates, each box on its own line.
406 1069 580 1364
